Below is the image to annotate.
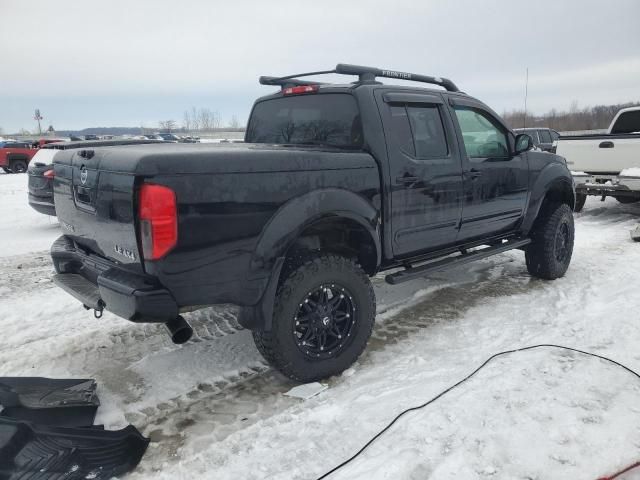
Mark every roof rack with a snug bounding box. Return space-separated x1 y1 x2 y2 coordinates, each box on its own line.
259 63 459 92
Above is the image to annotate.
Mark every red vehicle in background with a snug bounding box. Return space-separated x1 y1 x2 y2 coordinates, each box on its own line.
0 138 64 173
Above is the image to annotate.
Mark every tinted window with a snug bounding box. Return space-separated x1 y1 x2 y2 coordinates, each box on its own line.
611 110 640 134
522 130 538 144
454 107 509 158
5 142 30 148
389 106 415 156
246 93 362 148
550 130 560 141
389 104 448 159
539 129 552 143
407 106 448 158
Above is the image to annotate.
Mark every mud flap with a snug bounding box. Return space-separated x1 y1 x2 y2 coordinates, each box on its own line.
0 377 149 479
631 225 640 242
0 377 99 427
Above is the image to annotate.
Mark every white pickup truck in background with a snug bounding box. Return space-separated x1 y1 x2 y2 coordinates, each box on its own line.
556 106 640 212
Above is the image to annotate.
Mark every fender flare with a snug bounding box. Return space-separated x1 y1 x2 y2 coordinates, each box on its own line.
251 188 381 273
521 163 575 234
238 188 381 331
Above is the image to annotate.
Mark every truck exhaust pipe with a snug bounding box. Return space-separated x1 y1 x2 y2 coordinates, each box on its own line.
165 316 193 344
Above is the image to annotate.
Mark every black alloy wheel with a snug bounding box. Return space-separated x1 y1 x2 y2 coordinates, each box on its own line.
293 283 356 360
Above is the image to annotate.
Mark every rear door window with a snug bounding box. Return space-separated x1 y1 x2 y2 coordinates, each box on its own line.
389 104 449 159
407 106 449 158
389 106 415 156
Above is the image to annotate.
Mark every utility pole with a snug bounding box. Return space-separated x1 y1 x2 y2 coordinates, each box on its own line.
523 68 529 129
34 109 43 135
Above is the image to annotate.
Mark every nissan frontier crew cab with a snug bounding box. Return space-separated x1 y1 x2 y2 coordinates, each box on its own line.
50 64 576 382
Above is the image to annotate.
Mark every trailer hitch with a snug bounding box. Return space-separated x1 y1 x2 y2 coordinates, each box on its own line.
83 301 104 318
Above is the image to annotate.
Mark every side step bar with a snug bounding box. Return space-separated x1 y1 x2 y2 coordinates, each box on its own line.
385 238 531 285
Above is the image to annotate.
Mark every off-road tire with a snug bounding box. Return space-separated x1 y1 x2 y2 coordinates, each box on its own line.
574 193 587 212
615 196 640 204
526 203 574 280
9 159 28 173
1 167 10 174
253 253 376 382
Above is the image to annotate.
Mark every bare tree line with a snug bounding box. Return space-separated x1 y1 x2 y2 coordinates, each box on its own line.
157 108 245 133
503 100 640 132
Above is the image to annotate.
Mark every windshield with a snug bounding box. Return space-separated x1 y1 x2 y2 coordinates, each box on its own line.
246 93 363 148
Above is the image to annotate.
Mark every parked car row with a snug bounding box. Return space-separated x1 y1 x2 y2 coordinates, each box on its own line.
144 133 200 143
0 138 65 173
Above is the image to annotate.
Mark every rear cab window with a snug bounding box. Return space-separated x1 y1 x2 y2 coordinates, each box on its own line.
611 110 640 134
246 93 363 148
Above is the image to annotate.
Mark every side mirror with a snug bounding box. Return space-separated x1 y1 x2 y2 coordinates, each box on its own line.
515 133 533 154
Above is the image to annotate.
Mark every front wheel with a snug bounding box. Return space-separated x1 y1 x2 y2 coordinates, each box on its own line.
9 160 28 173
253 253 376 382
526 203 574 280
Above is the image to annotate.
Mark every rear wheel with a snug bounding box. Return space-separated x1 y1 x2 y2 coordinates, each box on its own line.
9 159 28 173
526 203 574 280
253 253 375 382
574 193 587 212
615 196 640 204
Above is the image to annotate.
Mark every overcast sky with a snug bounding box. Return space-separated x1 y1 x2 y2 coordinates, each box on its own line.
1 0 638 132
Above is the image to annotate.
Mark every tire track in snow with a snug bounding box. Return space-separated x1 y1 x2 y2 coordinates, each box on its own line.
126 256 539 473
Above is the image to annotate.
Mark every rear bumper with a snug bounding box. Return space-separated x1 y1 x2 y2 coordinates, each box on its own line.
51 235 178 322
572 173 640 197
28 194 56 216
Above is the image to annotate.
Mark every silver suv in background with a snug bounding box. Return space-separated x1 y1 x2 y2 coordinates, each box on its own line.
514 127 560 153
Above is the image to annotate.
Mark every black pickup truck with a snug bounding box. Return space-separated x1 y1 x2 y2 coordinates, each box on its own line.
50 64 575 382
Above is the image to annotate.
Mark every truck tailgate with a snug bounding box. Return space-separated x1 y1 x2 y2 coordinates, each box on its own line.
53 152 141 265
557 135 640 174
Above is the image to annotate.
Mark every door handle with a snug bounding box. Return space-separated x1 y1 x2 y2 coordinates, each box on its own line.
599 141 614 148
395 175 419 184
468 169 483 179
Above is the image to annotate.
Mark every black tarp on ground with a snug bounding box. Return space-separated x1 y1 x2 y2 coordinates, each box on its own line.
0 377 148 480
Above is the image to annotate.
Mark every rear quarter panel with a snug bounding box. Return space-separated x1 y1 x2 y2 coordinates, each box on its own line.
146 159 381 308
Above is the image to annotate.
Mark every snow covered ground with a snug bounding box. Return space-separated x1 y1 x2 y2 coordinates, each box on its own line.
0 171 61 256
1 171 640 479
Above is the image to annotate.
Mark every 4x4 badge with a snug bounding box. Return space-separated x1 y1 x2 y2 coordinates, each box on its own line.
114 244 136 261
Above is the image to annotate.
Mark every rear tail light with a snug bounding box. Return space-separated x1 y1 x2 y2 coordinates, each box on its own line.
282 85 319 95
138 184 177 260
43 169 55 178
